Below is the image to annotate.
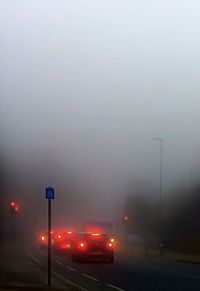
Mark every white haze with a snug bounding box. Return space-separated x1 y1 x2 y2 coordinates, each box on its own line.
0 1 200 221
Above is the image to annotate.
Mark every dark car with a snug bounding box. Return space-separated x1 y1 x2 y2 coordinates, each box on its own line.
53 230 75 254
70 232 115 263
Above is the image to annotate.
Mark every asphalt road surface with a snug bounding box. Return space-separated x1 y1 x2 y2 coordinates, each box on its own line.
29 245 200 291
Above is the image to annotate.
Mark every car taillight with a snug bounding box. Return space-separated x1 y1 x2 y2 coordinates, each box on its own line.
107 241 114 249
41 236 45 241
58 234 62 239
67 231 72 235
78 241 87 250
62 243 71 249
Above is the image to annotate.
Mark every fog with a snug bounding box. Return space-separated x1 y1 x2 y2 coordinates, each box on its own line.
1 1 200 232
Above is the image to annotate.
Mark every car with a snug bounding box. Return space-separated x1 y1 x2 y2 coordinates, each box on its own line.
53 230 75 254
70 232 115 263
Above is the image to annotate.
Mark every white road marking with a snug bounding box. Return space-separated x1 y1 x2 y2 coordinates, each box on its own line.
66 266 78 272
26 251 43 267
55 260 63 266
106 284 125 291
52 270 88 291
82 273 99 281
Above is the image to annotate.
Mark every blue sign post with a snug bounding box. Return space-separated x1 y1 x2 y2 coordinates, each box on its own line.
46 186 54 200
45 186 55 287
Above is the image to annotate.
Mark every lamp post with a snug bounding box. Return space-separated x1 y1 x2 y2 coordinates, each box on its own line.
153 137 163 218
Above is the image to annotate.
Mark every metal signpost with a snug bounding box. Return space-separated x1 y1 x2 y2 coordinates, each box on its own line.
45 186 55 287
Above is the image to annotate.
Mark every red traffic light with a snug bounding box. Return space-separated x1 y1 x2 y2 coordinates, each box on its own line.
10 201 20 214
14 206 20 212
122 215 128 223
10 201 16 208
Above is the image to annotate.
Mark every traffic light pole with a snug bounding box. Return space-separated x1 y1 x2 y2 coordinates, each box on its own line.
9 201 19 240
48 199 51 287
11 212 16 240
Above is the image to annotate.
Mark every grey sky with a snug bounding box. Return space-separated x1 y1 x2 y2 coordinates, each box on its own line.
1 0 200 204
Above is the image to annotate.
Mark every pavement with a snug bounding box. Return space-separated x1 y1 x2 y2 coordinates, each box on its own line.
121 243 200 264
28 243 200 291
0 241 74 290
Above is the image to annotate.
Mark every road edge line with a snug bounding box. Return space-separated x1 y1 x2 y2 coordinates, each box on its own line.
82 273 99 282
106 283 125 291
26 249 88 291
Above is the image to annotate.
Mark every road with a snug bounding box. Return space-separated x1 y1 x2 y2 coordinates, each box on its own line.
29 245 200 291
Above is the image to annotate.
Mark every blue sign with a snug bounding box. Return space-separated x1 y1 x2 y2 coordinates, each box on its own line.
45 186 55 199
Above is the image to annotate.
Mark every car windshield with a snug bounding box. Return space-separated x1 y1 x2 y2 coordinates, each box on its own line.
1 1 200 291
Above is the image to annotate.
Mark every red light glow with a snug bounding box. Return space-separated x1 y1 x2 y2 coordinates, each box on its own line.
10 201 16 207
78 241 87 250
108 242 113 248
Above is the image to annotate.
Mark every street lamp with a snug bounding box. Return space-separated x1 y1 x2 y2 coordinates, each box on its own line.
153 137 163 218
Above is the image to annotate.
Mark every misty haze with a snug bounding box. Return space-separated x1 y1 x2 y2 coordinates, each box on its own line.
0 1 200 291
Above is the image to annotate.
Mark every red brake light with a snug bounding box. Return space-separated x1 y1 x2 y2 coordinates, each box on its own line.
58 234 62 239
61 243 71 249
107 241 114 249
41 236 45 241
91 233 100 236
78 241 87 250
67 231 72 235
